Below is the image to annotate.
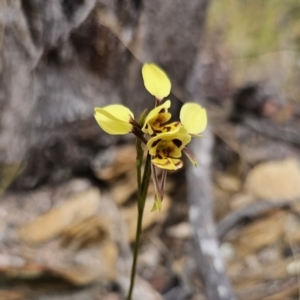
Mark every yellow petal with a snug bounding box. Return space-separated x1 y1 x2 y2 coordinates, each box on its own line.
161 121 181 133
142 63 171 100
94 105 134 135
151 157 183 170
142 100 171 134
180 103 207 135
147 127 191 156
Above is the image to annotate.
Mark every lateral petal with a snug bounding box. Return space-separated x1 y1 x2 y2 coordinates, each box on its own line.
180 102 207 135
94 105 134 135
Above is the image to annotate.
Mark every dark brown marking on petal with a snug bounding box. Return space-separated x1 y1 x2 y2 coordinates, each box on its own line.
145 124 148 129
164 126 171 132
174 122 180 127
174 160 183 168
172 139 182 148
159 108 166 113
154 117 163 124
151 139 162 148
157 153 163 159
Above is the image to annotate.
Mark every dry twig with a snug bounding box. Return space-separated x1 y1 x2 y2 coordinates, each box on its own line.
186 128 236 300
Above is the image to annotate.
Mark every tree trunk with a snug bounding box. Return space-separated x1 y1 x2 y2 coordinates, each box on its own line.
0 0 210 188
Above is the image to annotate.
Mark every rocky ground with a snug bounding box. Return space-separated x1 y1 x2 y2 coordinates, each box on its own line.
1 98 300 300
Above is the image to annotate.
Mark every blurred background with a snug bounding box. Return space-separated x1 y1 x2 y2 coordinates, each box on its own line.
1 0 300 299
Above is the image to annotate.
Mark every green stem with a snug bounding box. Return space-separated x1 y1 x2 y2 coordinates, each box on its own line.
135 139 143 209
126 154 152 300
140 154 152 210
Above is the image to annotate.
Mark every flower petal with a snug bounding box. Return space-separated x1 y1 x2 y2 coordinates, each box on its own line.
142 63 171 100
142 100 171 135
161 121 181 133
147 126 191 156
180 103 207 135
94 105 134 135
151 157 183 170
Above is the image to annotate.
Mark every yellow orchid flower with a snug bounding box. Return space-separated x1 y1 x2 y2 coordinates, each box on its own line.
142 63 171 100
93 62 210 299
180 102 207 136
94 104 134 135
147 127 191 170
142 100 172 135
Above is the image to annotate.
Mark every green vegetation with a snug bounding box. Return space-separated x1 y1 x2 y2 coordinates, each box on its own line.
207 0 300 98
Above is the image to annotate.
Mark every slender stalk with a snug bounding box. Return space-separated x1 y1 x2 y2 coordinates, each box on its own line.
126 154 152 300
135 139 143 209
141 154 152 209
126 207 144 300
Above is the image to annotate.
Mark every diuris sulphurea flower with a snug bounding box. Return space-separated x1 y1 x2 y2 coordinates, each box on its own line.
94 63 208 210
94 62 208 300
94 62 207 172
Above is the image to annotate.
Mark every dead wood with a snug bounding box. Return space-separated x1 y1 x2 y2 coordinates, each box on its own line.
186 129 236 300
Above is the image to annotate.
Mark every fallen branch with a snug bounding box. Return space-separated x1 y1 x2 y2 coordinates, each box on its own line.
186 129 236 300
